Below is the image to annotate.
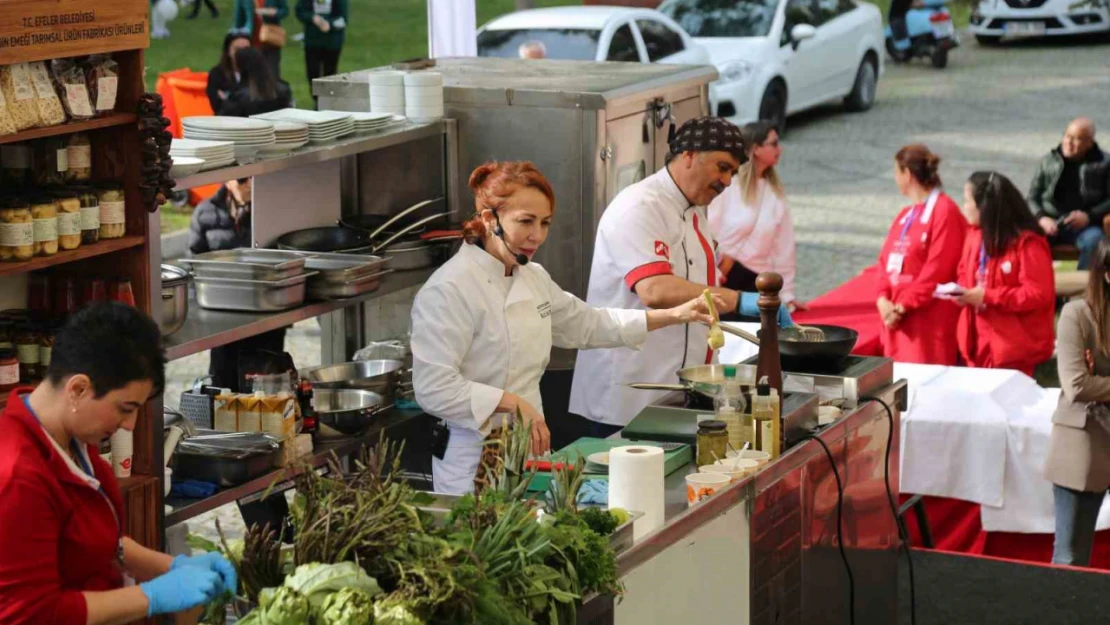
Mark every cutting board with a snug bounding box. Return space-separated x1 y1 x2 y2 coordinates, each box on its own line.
526 437 691 493
621 406 708 446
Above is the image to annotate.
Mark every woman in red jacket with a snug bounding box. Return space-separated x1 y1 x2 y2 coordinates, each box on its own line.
0 303 235 625
877 144 968 364
954 171 1056 375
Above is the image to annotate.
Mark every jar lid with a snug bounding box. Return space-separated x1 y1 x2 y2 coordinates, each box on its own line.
699 420 727 432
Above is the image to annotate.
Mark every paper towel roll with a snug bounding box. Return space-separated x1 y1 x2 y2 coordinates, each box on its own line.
608 445 665 540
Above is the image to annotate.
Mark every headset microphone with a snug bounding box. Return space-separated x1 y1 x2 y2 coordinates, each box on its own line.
492 211 529 266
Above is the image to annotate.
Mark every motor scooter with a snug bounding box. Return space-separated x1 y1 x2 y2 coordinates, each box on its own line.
885 0 959 68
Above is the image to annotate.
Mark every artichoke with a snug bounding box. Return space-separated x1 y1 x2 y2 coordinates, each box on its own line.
373 602 424 625
260 586 311 625
319 588 376 625
284 562 381 611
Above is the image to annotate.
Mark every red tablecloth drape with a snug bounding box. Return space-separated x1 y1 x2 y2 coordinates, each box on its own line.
793 264 884 356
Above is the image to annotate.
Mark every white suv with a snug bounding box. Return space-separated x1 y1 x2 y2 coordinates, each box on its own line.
969 0 1110 43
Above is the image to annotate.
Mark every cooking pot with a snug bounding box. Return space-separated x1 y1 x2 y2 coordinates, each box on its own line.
160 264 191 336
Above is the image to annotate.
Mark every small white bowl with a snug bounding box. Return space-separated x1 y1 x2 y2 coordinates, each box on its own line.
726 449 771 465
169 156 205 179
403 71 443 86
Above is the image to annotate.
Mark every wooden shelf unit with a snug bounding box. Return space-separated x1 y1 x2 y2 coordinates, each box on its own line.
0 236 144 278
0 113 139 145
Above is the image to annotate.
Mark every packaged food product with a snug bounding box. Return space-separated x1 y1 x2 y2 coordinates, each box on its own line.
30 196 58 257
0 348 17 391
49 58 94 120
0 144 31 187
32 137 67 187
86 55 119 116
239 394 263 432
0 85 16 136
214 392 240 431
74 186 100 244
0 319 10 350
50 190 81 250
15 322 40 381
0 64 41 131
97 184 126 239
39 323 55 370
0 198 33 262
65 132 92 182
27 61 66 126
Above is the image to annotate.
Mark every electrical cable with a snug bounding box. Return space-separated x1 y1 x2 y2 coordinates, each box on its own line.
803 432 855 625
862 394 916 625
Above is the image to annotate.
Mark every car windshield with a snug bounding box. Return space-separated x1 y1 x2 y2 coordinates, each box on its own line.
658 0 780 38
477 28 601 60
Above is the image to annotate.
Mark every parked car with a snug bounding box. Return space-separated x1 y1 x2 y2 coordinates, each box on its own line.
477 6 709 65
658 0 885 131
968 0 1110 44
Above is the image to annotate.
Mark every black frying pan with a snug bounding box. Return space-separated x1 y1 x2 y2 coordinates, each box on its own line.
721 323 859 368
275 226 374 253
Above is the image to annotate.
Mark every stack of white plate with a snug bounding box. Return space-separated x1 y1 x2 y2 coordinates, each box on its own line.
182 116 276 160
257 121 310 157
169 138 236 171
369 71 405 116
404 72 444 122
348 112 405 134
251 108 355 144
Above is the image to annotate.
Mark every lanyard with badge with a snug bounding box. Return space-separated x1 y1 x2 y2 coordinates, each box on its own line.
977 242 989 287
314 0 332 15
885 205 920 282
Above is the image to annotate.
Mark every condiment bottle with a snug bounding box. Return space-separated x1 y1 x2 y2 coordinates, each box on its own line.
697 419 729 467
714 367 750 452
751 376 781 459
83 278 107 305
112 278 135 307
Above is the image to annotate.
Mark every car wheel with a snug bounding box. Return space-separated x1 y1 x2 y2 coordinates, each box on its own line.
844 57 878 112
931 47 948 69
759 81 787 134
975 34 1000 45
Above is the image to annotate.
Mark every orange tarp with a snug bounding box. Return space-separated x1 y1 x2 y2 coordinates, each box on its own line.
156 68 221 206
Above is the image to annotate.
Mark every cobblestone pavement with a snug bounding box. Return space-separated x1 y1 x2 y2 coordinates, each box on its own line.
170 34 1110 546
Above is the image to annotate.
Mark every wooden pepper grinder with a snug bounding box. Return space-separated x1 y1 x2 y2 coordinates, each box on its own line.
755 272 784 396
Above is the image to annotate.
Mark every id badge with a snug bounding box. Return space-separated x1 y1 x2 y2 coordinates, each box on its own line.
886 252 904 276
314 0 332 14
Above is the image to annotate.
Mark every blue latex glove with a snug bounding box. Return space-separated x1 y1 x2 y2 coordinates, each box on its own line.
172 552 237 597
170 480 218 498
140 566 223 616
737 292 794 328
575 479 609 506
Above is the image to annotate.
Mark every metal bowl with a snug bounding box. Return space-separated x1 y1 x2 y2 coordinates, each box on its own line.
312 389 388 436
160 264 191 336
301 359 404 393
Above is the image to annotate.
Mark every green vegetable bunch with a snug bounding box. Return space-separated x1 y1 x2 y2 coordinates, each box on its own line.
319 587 377 625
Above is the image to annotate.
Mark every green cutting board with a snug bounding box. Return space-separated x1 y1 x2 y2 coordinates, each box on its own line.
526 437 691 493
621 406 708 446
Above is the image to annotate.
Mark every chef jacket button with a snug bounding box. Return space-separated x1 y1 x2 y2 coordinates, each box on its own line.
689 260 694 266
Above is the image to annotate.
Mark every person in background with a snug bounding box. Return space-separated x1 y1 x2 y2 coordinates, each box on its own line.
0 303 236 623
876 144 967 365
1045 238 1110 567
296 0 348 108
206 32 252 114
215 47 293 117
953 171 1055 376
709 120 805 317
1030 118 1110 270
188 179 251 256
518 40 547 59
187 0 219 20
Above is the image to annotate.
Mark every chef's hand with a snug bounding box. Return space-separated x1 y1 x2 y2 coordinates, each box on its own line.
956 286 984 308
1064 211 1090 230
738 292 794 327
514 396 551 456
1038 216 1059 237
139 567 223 616
171 552 237 596
671 293 726 326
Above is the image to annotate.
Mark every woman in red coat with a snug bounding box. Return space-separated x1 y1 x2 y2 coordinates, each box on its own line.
877 144 968 364
953 171 1056 376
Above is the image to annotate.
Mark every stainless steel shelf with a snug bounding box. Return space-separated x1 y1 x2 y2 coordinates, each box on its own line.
165 408 425 527
172 121 446 190
164 267 435 361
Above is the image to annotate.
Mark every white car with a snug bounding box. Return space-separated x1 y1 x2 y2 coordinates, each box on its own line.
477 6 710 66
969 0 1110 43
658 0 885 131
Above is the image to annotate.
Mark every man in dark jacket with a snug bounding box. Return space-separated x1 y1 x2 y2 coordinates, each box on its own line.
1029 117 1110 269
188 179 252 255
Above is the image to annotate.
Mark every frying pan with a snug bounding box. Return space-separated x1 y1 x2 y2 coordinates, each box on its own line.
340 197 446 239
630 363 758 402
719 323 859 369
275 212 448 255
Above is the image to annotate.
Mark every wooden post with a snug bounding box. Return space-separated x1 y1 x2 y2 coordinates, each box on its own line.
755 272 783 396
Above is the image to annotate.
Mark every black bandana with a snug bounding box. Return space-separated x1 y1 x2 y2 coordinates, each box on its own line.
668 116 746 163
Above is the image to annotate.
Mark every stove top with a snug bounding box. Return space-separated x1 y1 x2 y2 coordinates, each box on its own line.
740 354 893 408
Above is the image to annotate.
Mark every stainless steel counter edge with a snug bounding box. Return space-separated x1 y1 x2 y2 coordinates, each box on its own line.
165 408 426 526
612 380 908 576
172 121 446 190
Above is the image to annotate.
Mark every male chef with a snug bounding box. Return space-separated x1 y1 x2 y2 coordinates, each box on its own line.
568 116 793 435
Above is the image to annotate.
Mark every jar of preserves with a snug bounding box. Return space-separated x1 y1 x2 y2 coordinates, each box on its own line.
96 184 125 239
0 348 18 392
696 420 729 468
30 195 58 257
65 132 92 183
0 144 31 188
15 322 40 381
0 197 33 262
50 190 81 250
39 322 55 372
74 186 100 245
32 137 67 187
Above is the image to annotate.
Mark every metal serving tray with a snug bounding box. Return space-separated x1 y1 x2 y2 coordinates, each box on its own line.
172 431 282 488
193 272 317 312
180 249 308 281
297 252 391 283
307 269 393 300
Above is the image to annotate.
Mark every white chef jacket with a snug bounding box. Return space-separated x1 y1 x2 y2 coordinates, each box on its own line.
411 243 648 494
708 177 797 304
569 167 718 427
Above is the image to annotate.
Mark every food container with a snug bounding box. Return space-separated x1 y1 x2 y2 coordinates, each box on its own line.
160 264 191 336
32 137 67 187
0 348 18 391
74 186 100 245
65 133 92 182
28 61 67 126
0 319 11 349
50 190 81 250
0 64 41 131
298 252 390 283
306 269 392 300
96 184 126 239
180 248 307 281
29 196 58 257
1 144 31 187
38 321 55 370
171 430 282 488
0 198 33 262
15 321 40 381
192 272 316 312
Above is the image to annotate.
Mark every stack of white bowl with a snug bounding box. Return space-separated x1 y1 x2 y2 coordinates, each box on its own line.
369 71 405 116
404 72 444 122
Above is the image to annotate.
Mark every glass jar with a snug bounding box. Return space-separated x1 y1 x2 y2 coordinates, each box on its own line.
0 348 18 392
15 322 40 382
96 184 125 239
112 278 135 307
50 190 82 250
83 278 107 305
74 186 100 245
696 420 729 467
32 137 67 187
0 319 11 350
39 322 54 372
53 276 78 320
0 198 34 262
65 132 92 183
0 144 31 188
29 196 58 257
27 273 51 317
